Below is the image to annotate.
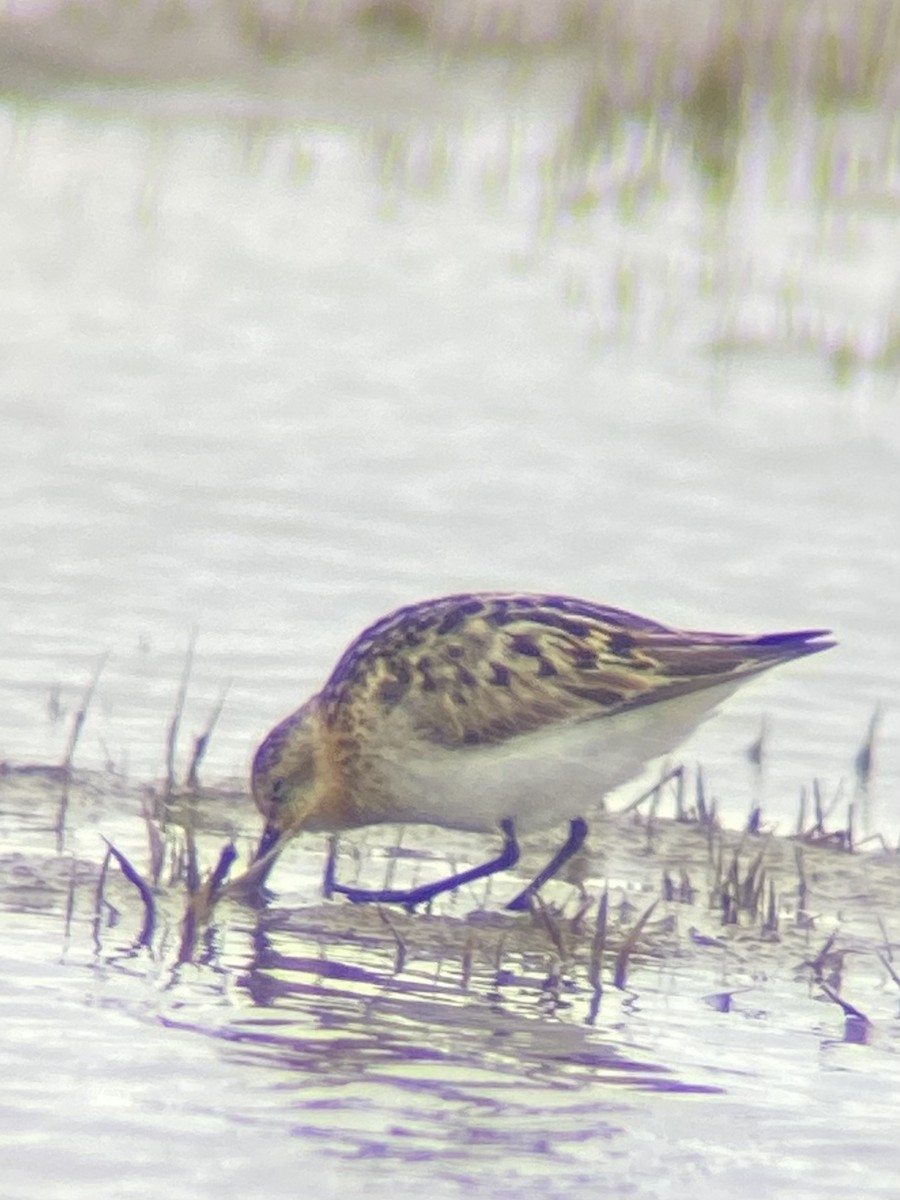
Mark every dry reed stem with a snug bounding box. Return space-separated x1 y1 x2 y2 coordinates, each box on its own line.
460 931 475 991
877 953 900 991
141 793 166 886
55 650 109 851
796 786 808 837
177 841 238 963
185 680 231 792
622 763 683 813
164 627 197 808
528 892 569 962
378 908 408 974
63 855 78 943
854 704 881 789
746 717 767 771
91 845 113 953
103 838 156 948
588 885 609 992
674 764 686 821
763 879 779 937
695 767 709 826
614 899 658 989
818 981 870 1026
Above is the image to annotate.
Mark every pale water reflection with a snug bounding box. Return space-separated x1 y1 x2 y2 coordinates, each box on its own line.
1 86 897 833
3 766 899 1199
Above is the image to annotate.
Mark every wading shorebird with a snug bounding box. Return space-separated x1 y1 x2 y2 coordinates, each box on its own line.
251 593 833 911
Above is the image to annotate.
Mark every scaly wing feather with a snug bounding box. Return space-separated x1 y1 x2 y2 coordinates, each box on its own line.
321 593 833 748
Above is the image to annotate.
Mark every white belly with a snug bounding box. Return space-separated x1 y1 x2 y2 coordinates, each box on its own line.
375 679 743 834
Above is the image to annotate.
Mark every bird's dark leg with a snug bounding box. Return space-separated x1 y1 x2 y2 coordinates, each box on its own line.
505 817 589 912
323 819 520 911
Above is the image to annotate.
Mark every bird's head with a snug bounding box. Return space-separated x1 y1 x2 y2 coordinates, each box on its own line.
251 698 324 859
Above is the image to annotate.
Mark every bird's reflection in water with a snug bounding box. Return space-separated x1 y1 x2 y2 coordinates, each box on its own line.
170 901 723 1171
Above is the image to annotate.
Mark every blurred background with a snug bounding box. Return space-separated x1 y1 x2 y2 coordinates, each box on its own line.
1 0 898 833
2 10 900 1200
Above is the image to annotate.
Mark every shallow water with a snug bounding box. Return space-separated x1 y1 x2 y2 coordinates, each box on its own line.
1 7 900 1197
1 38 899 831
2 767 899 1200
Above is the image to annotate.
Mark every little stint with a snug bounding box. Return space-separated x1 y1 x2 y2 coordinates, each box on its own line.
251 593 833 910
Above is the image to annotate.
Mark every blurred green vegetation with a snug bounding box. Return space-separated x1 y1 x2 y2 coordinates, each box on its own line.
2 0 898 379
